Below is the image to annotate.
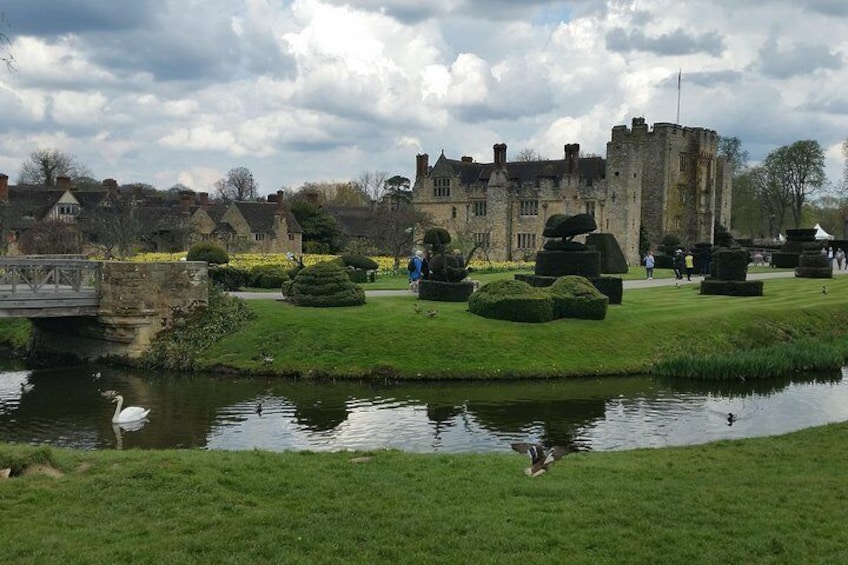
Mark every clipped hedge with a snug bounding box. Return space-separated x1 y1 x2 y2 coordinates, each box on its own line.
209 265 250 291
468 280 553 323
585 233 629 274
289 262 366 307
700 280 764 296
418 280 475 302
428 253 468 283
771 252 800 269
187 242 229 265
713 248 748 281
535 250 601 278
548 276 608 320
346 268 368 283
340 254 379 271
249 265 290 289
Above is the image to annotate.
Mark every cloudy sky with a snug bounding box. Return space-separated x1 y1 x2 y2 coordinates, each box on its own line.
0 0 846 196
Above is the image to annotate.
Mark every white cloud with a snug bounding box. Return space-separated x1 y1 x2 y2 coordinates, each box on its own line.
0 0 846 196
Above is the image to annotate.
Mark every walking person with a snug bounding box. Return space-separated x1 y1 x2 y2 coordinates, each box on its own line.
838 249 846 271
644 251 655 280
673 249 684 280
684 250 695 281
407 250 424 285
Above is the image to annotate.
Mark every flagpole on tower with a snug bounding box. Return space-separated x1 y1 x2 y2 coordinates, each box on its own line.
676 68 681 124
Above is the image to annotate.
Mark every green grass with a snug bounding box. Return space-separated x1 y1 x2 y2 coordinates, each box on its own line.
2 422 847 563
202 275 848 378
0 317 31 354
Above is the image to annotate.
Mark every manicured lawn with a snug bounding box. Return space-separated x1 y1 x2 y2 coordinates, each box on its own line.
2 421 846 563
203 275 848 378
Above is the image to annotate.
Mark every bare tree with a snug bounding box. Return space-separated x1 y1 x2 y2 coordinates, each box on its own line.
366 202 431 272
83 191 142 259
18 220 82 254
356 170 388 202
215 166 258 201
515 148 547 162
1 13 15 71
17 149 92 186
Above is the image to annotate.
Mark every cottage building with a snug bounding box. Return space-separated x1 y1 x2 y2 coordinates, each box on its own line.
411 118 732 265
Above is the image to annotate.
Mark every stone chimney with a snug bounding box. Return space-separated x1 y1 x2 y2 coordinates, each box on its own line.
0 174 8 203
461 156 473 163
416 153 429 178
198 192 209 210
274 190 286 215
564 143 580 176
493 143 507 166
56 176 72 190
179 190 195 211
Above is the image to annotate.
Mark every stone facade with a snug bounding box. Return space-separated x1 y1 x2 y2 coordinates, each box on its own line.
411 118 732 265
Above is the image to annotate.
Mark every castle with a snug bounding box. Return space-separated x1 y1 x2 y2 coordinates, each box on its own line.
411 117 732 265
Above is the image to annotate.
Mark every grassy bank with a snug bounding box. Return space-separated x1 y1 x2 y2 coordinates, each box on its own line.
2 422 846 563
200 275 848 378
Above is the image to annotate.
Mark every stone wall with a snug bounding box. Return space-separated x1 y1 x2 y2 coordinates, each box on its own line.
31 261 208 361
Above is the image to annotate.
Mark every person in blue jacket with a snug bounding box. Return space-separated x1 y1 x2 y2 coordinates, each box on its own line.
408 250 424 282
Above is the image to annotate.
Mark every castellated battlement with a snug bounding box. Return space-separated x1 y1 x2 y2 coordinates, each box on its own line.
610 118 717 147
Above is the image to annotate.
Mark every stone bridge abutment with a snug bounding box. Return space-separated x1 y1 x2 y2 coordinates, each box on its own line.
29 261 208 361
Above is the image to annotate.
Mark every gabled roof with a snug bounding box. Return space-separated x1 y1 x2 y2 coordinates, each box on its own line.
232 201 302 234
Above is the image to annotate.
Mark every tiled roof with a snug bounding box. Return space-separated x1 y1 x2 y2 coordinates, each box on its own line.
233 201 302 234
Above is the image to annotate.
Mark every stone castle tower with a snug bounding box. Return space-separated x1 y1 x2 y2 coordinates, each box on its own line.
411 117 731 265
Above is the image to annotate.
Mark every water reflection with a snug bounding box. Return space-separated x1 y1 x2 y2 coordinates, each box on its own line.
1 363 847 453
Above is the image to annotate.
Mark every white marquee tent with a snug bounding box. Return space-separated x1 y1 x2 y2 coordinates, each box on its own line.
814 223 834 240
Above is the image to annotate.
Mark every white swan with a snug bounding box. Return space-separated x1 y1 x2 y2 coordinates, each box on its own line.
111 395 150 423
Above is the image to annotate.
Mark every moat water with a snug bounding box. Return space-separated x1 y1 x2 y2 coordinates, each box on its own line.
1 362 847 453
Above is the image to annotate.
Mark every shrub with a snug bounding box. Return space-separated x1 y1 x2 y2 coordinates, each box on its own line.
418 280 475 302
548 276 608 320
535 249 601 278
423 228 452 252
346 268 368 284
142 284 256 371
585 233 628 274
248 265 290 289
713 248 748 281
468 280 553 323
428 253 468 282
209 265 250 291
340 254 379 271
289 261 366 307
187 242 229 265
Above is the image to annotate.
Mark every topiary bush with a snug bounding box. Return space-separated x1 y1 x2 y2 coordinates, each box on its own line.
346 268 368 283
340 254 379 271
248 265 290 289
423 228 452 253
289 261 366 307
187 242 229 265
418 280 475 302
548 276 608 320
468 280 553 323
428 253 468 282
209 265 250 291
713 248 748 281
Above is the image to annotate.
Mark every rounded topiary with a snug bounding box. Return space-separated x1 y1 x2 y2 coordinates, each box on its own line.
289 261 366 307
548 276 608 320
428 253 468 282
423 228 452 253
340 254 379 271
187 242 229 265
468 280 553 323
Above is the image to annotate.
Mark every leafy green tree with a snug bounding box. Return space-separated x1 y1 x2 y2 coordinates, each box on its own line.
289 197 346 254
382 175 411 209
764 140 825 228
718 136 749 176
17 149 92 186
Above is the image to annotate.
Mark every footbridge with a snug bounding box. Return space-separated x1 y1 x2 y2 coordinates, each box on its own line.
0 256 208 360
